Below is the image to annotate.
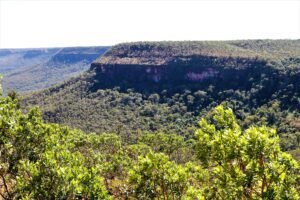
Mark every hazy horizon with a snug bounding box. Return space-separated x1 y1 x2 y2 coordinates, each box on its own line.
1 0 299 48
1 39 300 50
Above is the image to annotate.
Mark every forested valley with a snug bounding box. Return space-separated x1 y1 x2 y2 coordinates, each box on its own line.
1 89 300 199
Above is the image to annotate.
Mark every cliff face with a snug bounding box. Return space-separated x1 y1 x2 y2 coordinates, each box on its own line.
88 40 300 98
90 41 298 91
91 56 266 85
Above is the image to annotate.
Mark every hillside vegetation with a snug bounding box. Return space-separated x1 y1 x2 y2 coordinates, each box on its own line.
24 40 300 153
2 90 300 199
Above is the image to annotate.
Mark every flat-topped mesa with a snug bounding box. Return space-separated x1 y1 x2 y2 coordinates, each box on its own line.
90 40 300 85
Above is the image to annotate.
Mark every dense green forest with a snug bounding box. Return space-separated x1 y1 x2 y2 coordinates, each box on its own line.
1 87 300 199
24 40 300 154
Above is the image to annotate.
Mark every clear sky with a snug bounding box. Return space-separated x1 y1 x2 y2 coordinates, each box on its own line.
0 0 299 48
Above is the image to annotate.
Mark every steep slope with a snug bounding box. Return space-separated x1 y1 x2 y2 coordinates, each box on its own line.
0 46 109 93
24 40 300 150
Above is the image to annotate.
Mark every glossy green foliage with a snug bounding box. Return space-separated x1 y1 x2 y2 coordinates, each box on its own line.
128 152 206 200
196 105 300 199
138 132 196 163
0 93 110 199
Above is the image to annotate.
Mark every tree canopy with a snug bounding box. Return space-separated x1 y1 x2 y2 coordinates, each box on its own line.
1 87 299 199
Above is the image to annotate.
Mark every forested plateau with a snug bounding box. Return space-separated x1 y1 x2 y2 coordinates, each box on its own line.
24 40 300 153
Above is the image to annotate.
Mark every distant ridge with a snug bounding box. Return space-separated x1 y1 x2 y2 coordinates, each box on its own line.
0 46 109 93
